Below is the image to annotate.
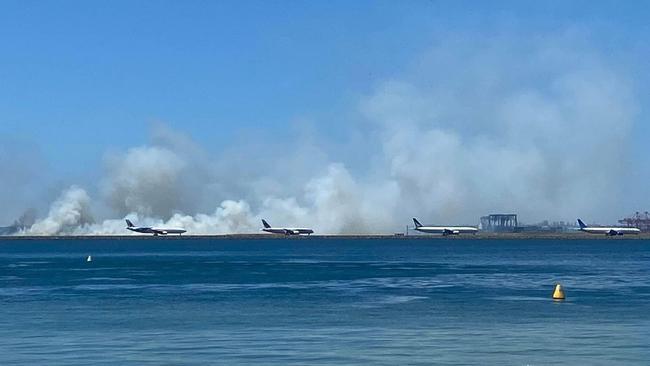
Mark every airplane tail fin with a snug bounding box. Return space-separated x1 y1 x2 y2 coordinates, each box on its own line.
412 218 422 228
126 219 134 228
262 219 271 229
577 219 586 229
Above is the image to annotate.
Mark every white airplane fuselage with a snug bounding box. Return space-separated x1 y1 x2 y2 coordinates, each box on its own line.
412 218 477 236
125 220 186 236
581 227 640 235
414 226 478 235
579 227 641 235
127 227 186 235
577 219 640 236
261 219 313 235
262 227 314 235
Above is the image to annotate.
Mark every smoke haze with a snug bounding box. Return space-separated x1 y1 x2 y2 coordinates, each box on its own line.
15 32 641 235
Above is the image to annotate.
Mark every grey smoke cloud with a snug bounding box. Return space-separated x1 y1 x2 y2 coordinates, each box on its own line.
20 31 640 235
0 138 46 225
103 146 186 219
360 33 635 224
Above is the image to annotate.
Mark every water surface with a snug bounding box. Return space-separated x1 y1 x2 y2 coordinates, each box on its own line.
1 238 648 365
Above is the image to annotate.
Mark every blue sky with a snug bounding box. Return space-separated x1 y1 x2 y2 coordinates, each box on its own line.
1 1 649 227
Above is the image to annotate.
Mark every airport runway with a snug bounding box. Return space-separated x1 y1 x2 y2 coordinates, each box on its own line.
2 232 650 241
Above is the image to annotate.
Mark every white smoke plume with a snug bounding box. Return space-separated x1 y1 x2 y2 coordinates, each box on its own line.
26 186 94 235
15 31 641 235
61 199 258 235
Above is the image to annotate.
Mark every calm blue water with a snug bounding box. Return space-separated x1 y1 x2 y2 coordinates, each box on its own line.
0 238 649 365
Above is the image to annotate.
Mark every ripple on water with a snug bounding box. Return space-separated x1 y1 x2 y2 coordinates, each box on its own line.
0 276 23 280
73 284 143 291
77 277 135 282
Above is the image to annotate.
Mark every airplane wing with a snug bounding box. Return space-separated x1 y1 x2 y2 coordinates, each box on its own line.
152 229 168 235
607 229 619 236
442 229 461 236
283 229 299 235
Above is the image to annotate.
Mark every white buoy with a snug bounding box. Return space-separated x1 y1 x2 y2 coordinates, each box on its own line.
86 255 92 262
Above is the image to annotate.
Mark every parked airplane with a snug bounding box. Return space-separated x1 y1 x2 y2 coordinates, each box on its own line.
412 218 478 236
577 219 640 236
261 219 314 235
125 219 186 236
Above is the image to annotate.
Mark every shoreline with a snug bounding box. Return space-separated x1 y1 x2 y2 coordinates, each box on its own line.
1 233 650 240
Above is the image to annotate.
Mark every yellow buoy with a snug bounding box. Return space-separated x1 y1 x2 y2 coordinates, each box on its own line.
552 283 565 300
